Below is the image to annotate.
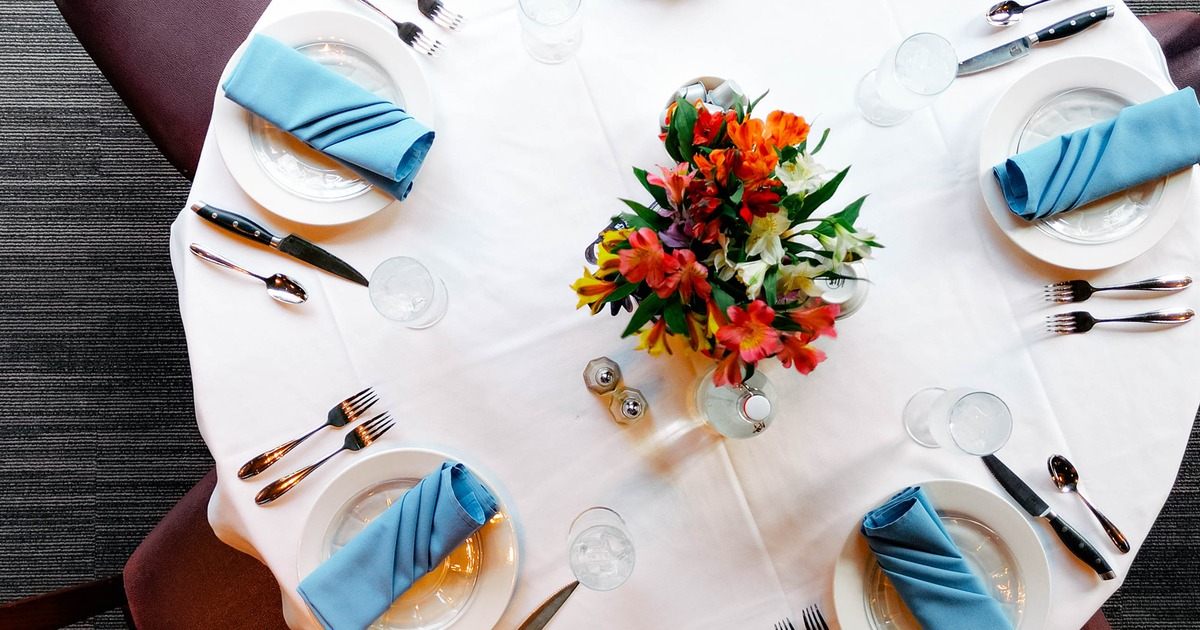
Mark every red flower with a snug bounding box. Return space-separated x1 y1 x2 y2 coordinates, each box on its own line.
790 303 840 338
739 187 781 224
693 107 728 146
716 300 782 363
619 228 679 290
659 249 711 302
777 332 827 375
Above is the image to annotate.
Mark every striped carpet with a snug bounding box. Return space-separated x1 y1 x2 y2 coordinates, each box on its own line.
0 1 1196 628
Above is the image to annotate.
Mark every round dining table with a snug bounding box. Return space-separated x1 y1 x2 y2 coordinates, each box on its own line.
168 0 1200 627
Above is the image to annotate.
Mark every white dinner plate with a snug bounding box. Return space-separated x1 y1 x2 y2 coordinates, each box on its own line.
297 448 518 630
978 56 1191 270
832 479 1051 630
213 10 435 226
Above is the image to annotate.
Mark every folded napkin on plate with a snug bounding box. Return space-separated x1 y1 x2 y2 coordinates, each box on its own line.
222 34 434 201
861 486 1012 630
993 87 1200 221
298 461 498 630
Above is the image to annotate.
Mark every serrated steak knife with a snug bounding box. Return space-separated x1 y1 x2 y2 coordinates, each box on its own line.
957 6 1115 76
191 202 368 287
982 454 1116 580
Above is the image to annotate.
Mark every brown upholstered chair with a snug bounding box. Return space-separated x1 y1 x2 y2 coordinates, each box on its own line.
0 472 288 629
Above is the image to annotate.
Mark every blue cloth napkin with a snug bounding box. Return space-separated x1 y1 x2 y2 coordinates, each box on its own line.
298 462 499 630
993 87 1200 221
861 487 1012 630
222 34 434 201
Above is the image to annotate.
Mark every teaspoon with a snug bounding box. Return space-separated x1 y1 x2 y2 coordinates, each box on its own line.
189 243 308 304
986 0 1055 26
1048 454 1130 553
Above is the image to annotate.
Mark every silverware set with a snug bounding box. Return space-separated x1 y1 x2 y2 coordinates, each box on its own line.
774 605 828 630
240 388 394 505
348 0 466 57
1043 274 1194 334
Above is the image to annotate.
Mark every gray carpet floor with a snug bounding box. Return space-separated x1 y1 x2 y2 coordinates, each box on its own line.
0 1 1197 628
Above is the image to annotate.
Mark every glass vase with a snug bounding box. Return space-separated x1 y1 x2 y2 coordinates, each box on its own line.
691 364 779 439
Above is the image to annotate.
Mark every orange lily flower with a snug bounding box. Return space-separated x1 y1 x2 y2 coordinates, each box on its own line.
619 228 679 290
694 150 732 187
790 302 841 338
716 300 782 363
659 249 712 302
571 268 618 314
765 110 811 148
777 332 827 375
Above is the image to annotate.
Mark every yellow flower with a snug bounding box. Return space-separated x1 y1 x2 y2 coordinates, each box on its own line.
570 268 618 314
636 319 672 356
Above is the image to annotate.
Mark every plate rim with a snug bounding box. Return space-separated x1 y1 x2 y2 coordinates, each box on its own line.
831 478 1051 630
212 8 435 226
978 56 1191 270
296 446 518 630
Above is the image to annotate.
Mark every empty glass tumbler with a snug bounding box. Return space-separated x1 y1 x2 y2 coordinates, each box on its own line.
903 387 1013 455
518 0 582 64
856 32 957 126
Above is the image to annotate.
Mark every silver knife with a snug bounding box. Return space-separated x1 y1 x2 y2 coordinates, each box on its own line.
191 202 369 286
957 5 1115 76
982 454 1116 580
517 581 579 630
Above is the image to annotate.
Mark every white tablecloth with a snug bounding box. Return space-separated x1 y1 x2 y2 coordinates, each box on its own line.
169 0 1200 627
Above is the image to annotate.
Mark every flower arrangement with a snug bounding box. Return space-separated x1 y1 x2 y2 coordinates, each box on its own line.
572 93 879 387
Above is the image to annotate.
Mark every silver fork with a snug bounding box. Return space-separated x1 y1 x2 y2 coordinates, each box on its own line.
1046 308 1195 334
350 0 444 56
1043 274 1192 303
802 605 829 630
418 0 465 30
255 413 395 505
773 619 795 630
237 387 378 479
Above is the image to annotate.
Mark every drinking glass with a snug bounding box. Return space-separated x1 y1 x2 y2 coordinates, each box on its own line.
368 256 448 328
856 33 957 126
567 507 635 591
902 387 1013 455
518 0 582 64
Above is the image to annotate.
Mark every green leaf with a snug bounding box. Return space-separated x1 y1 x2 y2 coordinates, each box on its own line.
619 212 656 231
729 184 744 205
620 198 666 230
789 167 849 223
621 293 666 338
764 265 778 306
777 145 799 164
711 282 735 312
747 89 770 117
831 195 867 227
663 299 687 336
671 98 699 161
603 281 640 305
634 167 671 210
811 128 831 154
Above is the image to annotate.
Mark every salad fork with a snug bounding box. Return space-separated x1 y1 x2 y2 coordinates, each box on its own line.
349 0 444 56
237 387 378 479
255 413 395 505
1046 308 1195 334
773 620 795 630
1043 274 1192 303
802 605 829 630
418 0 465 30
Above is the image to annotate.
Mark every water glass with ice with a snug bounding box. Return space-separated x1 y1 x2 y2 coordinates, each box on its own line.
856 32 957 126
518 0 582 64
567 507 635 591
369 256 449 328
902 387 1013 455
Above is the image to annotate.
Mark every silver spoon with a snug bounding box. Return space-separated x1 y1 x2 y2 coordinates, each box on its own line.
985 0 1055 26
189 243 308 304
1048 454 1130 553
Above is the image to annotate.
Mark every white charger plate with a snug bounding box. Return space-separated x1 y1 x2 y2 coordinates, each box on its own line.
297 448 518 630
978 56 1191 270
832 479 1051 630
213 10 435 226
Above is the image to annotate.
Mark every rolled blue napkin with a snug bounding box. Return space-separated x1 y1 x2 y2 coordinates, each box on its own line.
994 87 1200 221
222 34 434 201
861 487 1011 630
298 462 499 630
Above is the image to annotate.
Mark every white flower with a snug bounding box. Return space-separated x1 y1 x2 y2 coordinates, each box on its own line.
778 260 830 298
818 223 875 265
707 234 738 281
776 151 831 196
735 260 770 300
745 211 790 265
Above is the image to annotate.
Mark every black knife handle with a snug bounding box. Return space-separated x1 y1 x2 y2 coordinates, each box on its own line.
1047 513 1117 580
1034 6 1114 44
191 202 278 247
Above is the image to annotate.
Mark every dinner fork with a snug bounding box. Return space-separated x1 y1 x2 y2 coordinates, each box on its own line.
350 0 444 56
1043 274 1192 303
773 619 795 630
801 605 829 630
255 413 395 505
418 0 465 30
1046 307 1195 334
237 387 378 480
